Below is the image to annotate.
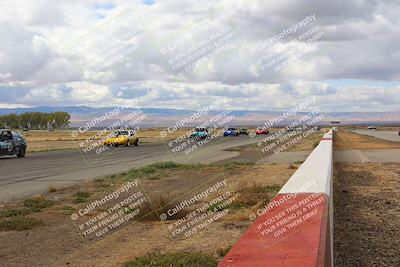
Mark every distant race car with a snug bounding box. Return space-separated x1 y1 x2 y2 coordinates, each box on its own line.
190 128 209 140
239 128 249 135
367 126 377 130
287 126 303 132
0 129 27 158
255 128 269 135
103 130 139 147
224 128 239 136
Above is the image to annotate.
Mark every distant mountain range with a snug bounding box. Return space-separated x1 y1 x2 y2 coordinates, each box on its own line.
1 106 399 127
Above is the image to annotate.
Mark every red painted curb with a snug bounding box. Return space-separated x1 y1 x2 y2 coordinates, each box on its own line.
218 193 330 267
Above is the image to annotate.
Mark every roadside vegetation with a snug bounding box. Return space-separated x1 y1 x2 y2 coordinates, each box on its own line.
0 161 297 266
73 191 91 203
229 183 281 210
95 161 254 189
0 196 53 231
0 161 262 232
0 216 44 231
123 252 218 267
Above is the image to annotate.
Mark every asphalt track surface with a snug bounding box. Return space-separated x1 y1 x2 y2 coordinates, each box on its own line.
353 130 400 142
0 135 268 202
335 149 400 163
335 130 400 163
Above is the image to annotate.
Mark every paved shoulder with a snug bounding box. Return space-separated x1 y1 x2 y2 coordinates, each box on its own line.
353 130 400 142
335 149 400 163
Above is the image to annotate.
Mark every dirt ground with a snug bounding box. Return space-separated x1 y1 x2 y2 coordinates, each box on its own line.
0 162 299 267
333 130 400 266
333 163 400 266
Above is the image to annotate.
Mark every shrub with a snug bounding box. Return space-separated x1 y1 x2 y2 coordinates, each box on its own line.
73 191 90 203
229 184 282 209
24 196 54 212
0 208 31 217
58 205 77 215
125 162 186 181
216 246 232 257
289 164 297 169
48 186 57 193
137 195 190 221
313 140 320 147
0 216 44 231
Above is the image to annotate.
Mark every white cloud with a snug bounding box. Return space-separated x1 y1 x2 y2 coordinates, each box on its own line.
0 0 399 111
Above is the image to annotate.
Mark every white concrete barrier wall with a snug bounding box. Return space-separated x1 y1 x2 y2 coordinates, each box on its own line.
279 128 334 267
219 129 335 267
279 129 333 195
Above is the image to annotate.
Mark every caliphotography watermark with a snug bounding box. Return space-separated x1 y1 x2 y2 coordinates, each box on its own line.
72 98 146 164
65 8 147 74
70 180 146 243
251 97 325 156
256 192 325 239
158 10 238 74
247 180 328 243
251 14 325 73
160 179 235 239
160 97 236 157
249 180 317 220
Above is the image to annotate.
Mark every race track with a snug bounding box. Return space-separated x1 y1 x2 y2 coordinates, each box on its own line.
353 130 400 142
0 135 268 202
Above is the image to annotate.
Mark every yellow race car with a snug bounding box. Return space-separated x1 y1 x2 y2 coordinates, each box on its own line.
103 130 139 147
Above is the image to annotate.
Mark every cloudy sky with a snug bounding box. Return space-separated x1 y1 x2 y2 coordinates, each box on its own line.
0 0 399 112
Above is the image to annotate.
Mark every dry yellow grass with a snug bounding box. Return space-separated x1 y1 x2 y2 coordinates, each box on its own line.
1 162 297 267
22 127 319 152
285 128 331 151
334 130 400 150
22 128 193 152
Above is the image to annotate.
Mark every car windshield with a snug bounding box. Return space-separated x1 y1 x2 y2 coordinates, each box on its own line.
228 128 236 131
195 128 206 132
0 131 13 141
12 131 23 137
116 131 129 136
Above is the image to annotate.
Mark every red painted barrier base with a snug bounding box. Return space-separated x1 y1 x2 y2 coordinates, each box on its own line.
219 193 330 267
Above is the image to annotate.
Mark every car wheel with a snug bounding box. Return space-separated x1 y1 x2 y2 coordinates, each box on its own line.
134 139 139 146
17 147 26 158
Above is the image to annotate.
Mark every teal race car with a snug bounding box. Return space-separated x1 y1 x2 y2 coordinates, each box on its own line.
190 128 209 140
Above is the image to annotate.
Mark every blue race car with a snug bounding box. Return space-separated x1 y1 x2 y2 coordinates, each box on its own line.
224 128 239 137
